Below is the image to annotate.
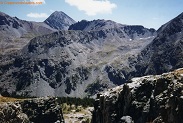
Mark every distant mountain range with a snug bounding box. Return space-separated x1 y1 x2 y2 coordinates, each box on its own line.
0 11 75 54
0 11 182 98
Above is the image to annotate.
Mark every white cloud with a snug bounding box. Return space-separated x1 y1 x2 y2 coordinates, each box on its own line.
27 13 48 18
30 0 46 4
65 0 117 16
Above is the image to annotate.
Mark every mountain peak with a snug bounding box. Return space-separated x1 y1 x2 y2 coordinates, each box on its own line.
44 11 76 30
51 11 67 17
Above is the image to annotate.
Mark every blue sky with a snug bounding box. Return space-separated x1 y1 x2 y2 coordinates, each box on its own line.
0 0 183 29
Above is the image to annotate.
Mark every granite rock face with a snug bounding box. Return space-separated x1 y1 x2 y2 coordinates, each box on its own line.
92 68 183 123
0 97 65 123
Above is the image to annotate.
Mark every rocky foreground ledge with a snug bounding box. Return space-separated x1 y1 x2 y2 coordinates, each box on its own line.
0 97 64 123
92 68 183 123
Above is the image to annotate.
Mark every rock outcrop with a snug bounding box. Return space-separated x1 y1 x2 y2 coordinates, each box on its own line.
0 97 65 123
92 68 183 123
0 102 29 123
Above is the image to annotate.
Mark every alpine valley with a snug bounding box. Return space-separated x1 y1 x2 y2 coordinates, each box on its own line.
0 11 182 99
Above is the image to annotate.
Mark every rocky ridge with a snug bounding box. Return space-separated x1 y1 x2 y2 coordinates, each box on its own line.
0 96 65 123
92 68 183 123
69 19 156 40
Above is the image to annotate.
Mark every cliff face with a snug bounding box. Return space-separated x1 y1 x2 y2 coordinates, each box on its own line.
0 97 64 123
92 68 183 123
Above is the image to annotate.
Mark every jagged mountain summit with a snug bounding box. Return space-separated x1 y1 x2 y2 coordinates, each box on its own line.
45 11 76 30
0 19 156 97
92 68 183 123
136 12 183 75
